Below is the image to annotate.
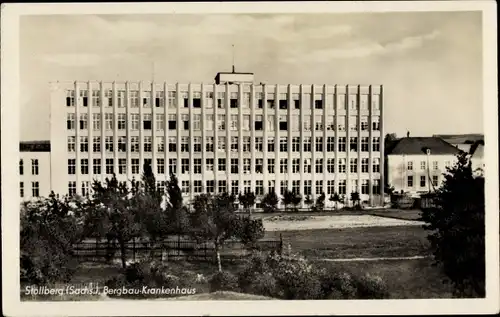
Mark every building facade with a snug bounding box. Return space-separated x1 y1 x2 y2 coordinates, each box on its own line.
48 74 385 207
19 141 51 201
387 137 459 197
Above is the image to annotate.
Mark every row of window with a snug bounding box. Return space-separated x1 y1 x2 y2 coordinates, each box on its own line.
20 181 39 198
407 175 439 188
66 90 381 111
19 159 39 175
67 157 381 176
407 160 452 171
67 113 381 132
68 136 382 153
67 179 382 198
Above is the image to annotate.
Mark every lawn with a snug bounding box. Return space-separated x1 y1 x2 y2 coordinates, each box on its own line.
265 225 430 259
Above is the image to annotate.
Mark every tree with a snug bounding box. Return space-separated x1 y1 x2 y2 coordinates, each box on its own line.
304 195 314 210
350 192 361 209
421 152 485 297
282 190 295 213
164 173 188 252
261 191 279 213
314 192 326 212
291 192 302 212
329 193 341 211
239 191 256 216
21 192 84 284
384 183 395 195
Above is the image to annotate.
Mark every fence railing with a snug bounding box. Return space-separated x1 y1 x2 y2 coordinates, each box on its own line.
72 238 283 262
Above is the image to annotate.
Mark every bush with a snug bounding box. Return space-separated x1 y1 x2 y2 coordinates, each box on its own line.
319 271 358 299
247 272 278 297
209 271 239 292
354 273 390 299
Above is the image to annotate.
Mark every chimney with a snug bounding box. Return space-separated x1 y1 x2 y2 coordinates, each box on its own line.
407 131 410 138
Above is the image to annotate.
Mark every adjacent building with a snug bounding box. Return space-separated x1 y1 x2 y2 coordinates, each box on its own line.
386 137 460 197
22 72 385 207
19 141 51 201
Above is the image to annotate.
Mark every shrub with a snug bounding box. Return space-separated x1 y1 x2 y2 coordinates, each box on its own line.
354 273 390 299
247 272 278 297
319 271 358 299
209 271 239 292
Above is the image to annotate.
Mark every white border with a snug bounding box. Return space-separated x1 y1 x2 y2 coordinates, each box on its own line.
1 2 498 316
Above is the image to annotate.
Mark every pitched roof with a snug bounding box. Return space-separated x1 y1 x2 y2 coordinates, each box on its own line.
471 144 484 158
388 137 460 155
20 140 51 152
433 134 484 144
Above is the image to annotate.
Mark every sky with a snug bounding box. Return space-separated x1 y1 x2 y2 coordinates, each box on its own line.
19 11 483 141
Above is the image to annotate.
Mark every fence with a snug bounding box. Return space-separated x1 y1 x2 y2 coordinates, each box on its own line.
72 237 283 263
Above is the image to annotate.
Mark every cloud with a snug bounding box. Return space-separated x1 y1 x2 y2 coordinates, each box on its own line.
41 53 104 67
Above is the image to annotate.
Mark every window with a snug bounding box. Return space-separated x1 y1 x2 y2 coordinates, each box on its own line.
19 159 24 175
68 181 76 196
130 159 139 174
228 92 238 109
372 117 380 131
106 159 114 174
327 137 335 152
92 113 101 131
168 137 176 152
156 136 164 153
433 161 439 170
117 90 125 108
349 137 358 152
31 159 39 175
350 158 357 173
268 180 276 193
68 136 76 152
316 180 324 195
255 159 263 173
304 159 311 173
421 161 426 170
194 180 202 194
304 180 312 196
349 117 357 132
231 180 239 195
303 137 311 152
155 91 164 108
267 137 275 152
79 114 88 130
20 181 24 198
267 93 275 109
255 137 263 152
82 181 90 197
292 137 300 152
372 96 380 111
373 158 380 173
230 115 238 131
168 91 177 108
407 161 413 171
93 159 101 174
293 93 300 109
327 158 335 173
104 113 113 130
231 137 239 152
114 113 125 130
94 90 103 107
243 137 251 152
314 94 323 109
206 137 214 152
206 180 215 193
279 93 288 109
80 90 88 107
268 159 275 173
255 115 263 131
218 158 226 172
292 180 300 195
206 158 214 172
144 136 152 152
169 159 177 175
154 114 164 131
338 158 346 173
118 159 126 175
157 181 166 193
243 159 251 173
256 180 264 196
68 159 76 175
267 115 275 131
361 158 369 173
216 180 226 193
315 158 323 173
181 180 190 194
93 137 101 152
143 114 152 130
217 92 224 108
193 137 201 152
420 176 426 188
193 92 201 108
231 159 238 174
360 95 368 111
407 175 414 187
243 180 251 193
361 117 369 131
315 137 323 152
336 137 345 152
303 115 311 131
432 175 439 186
194 158 201 174
337 116 345 131
372 137 380 152
243 92 251 109
349 95 357 111
181 91 189 108
279 116 288 131
361 137 369 152
292 159 300 173
361 179 369 194
217 114 226 131
280 159 287 173
181 137 189 152
280 180 288 196
339 180 346 195
280 137 288 152
206 114 214 131
66 90 75 107
315 115 323 131
327 180 334 195
193 114 201 131
168 114 177 130
81 159 89 174
105 136 114 152
181 158 189 174
130 136 139 152
216 136 225 152
129 114 138 130
181 114 189 130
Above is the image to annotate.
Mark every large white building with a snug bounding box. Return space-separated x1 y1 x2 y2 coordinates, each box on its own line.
32 72 385 207
19 141 52 200
387 137 460 197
